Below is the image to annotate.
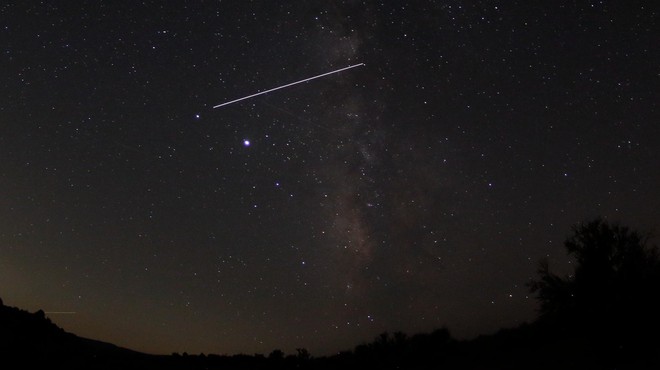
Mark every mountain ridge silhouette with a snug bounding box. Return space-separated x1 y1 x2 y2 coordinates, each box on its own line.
2 295 660 369
0 298 156 368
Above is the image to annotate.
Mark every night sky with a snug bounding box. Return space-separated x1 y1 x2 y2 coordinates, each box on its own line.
1 0 658 357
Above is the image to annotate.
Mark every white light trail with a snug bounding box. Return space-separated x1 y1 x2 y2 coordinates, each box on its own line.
213 63 365 109
44 312 77 314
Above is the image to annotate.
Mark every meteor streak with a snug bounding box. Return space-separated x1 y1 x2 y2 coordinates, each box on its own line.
45 312 77 314
213 63 365 109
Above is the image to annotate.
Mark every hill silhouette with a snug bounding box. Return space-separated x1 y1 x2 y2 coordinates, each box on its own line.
2 299 659 369
0 298 157 368
2 218 660 369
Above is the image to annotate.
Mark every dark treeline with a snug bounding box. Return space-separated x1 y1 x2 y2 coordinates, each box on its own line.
2 218 660 369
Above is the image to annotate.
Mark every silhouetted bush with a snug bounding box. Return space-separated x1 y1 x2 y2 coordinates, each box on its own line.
530 218 660 365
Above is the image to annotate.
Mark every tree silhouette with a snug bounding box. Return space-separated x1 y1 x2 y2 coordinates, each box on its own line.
530 218 660 358
295 347 310 360
268 349 284 361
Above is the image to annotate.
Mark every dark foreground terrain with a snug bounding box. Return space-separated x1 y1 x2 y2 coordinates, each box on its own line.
1 298 659 370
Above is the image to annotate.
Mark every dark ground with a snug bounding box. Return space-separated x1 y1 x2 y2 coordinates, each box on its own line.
2 297 658 370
